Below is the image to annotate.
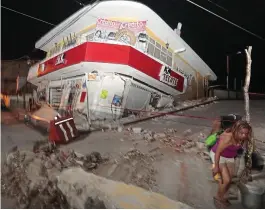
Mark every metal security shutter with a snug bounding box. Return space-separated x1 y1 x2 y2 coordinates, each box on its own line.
49 87 63 109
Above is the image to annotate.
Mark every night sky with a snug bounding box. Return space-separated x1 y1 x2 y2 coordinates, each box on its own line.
2 0 265 93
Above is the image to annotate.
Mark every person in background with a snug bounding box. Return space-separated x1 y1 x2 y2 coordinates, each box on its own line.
209 117 222 135
209 114 243 136
210 120 252 207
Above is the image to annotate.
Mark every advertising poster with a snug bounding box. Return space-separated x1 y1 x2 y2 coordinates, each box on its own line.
94 18 147 48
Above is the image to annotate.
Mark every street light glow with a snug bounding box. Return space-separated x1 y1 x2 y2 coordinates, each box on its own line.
174 48 186 53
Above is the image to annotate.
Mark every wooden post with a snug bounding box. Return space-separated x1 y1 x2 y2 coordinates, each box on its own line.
240 46 253 183
244 46 252 123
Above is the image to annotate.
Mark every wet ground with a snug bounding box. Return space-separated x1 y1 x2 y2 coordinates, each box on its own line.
1 100 265 208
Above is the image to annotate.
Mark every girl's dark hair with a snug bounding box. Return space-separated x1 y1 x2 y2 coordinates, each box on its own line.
226 120 252 142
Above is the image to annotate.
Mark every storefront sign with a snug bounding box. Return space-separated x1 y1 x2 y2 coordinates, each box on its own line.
159 66 179 87
55 53 66 65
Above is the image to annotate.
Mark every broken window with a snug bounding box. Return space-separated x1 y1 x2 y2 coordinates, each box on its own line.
149 37 155 45
147 43 155 56
166 56 172 66
155 42 161 49
154 48 160 59
162 47 167 53
160 51 167 63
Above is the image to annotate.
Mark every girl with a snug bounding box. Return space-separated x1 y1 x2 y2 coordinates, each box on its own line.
210 120 252 207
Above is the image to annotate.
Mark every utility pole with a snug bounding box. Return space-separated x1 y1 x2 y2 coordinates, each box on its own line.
240 46 253 183
226 51 242 99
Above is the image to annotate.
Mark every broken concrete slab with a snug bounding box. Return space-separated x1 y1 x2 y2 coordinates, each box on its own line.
132 127 142 134
57 167 192 209
117 126 123 133
154 133 167 139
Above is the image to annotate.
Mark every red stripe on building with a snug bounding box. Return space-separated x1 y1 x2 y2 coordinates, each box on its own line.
38 44 87 77
38 42 185 92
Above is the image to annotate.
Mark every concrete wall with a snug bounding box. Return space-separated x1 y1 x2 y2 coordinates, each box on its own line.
212 89 241 100
179 73 207 100
210 89 265 100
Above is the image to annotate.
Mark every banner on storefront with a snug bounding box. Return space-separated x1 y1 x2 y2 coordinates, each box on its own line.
94 18 147 46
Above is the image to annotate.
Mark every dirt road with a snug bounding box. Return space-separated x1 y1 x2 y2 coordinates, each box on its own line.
1 110 46 160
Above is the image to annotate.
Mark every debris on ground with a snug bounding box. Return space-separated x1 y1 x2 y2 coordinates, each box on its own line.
95 148 158 191
117 125 123 132
1 141 107 208
132 127 142 134
127 126 210 158
122 149 157 191
143 130 155 142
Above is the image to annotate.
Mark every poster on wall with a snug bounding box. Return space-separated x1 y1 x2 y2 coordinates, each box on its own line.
94 18 147 49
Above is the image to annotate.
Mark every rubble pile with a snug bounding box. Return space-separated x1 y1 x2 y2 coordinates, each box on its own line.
122 149 157 191
130 127 210 160
1 142 107 208
127 126 210 156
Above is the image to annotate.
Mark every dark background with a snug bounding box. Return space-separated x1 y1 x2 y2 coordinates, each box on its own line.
2 0 265 92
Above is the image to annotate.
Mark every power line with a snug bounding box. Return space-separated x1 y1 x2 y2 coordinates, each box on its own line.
184 0 265 41
1 5 55 26
207 0 228 12
73 0 85 6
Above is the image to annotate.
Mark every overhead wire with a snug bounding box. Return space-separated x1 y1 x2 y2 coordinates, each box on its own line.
1 1 99 60
73 0 85 7
1 5 55 26
183 0 265 41
207 0 228 12
1 5 56 60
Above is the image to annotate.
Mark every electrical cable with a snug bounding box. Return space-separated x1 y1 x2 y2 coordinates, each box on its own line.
1 5 55 26
183 0 265 41
73 0 85 6
1 5 55 60
207 0 228 12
